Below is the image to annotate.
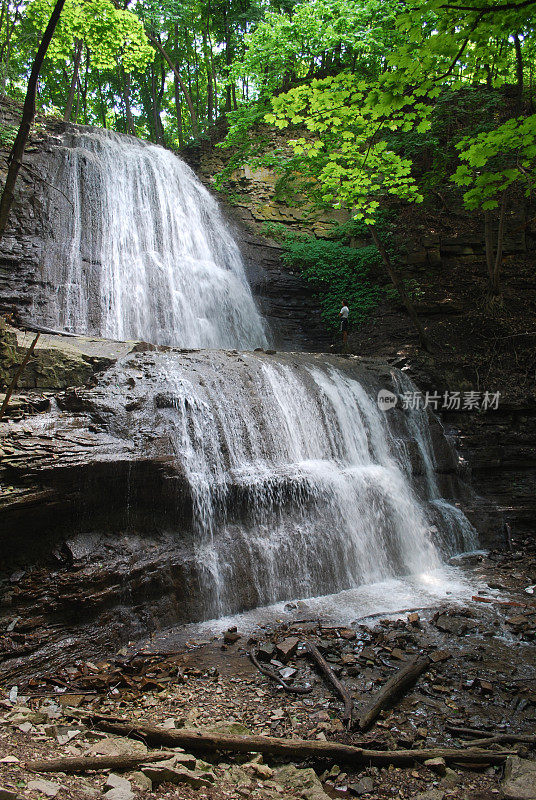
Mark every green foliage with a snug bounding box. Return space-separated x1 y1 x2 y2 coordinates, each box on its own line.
452 115 536 209
259 221 309 242
281 235 383 328
233 0 403 95
0 123 17 149
28 0 153 71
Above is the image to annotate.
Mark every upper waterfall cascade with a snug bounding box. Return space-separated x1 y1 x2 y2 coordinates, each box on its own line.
38 128 267 349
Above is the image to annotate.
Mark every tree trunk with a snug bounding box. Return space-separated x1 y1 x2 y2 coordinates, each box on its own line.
203 32 213 127
0 333 40 421
370 227 430 352
147 33 199 137
173 73 184 148
63 38 83 121
484 193 507 297
513 33 523 100
206 25 218 115
491 192 507 295
223 1 233 111
484 209 495 283
0 4 20 97
150 65 164 144
96 70 107 128
27 752 177 774
0 0 66 241
122 67 136 136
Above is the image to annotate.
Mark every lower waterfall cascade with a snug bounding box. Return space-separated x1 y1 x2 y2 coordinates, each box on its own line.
154 352 478 618
34 347 478 624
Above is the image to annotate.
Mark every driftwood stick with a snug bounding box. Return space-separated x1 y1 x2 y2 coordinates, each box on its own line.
445 725 536 745
305 641 353 726
84 713 513 766
445 724 494 738
358 655 430 731
248 649 312 695
470 735 536 747
26 752 177 774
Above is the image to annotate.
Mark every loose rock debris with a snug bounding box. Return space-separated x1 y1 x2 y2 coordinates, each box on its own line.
1 542 535 800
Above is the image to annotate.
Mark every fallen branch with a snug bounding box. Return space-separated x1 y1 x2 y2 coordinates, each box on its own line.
358 655 430 731
26 752 177 774
248 649 312 695
305 641 353 727
470 735 536 747
83 712 514 766
446 725 536 747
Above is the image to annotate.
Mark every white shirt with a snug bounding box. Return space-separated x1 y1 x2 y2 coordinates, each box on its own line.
340 305 349 319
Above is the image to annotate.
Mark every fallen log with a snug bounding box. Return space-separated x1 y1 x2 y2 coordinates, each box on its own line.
248 649 312 695
358 655 430 731
26 752 177 774
83 712 513 766
305 641 353 727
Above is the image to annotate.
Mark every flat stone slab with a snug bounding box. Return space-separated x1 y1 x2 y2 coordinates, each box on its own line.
502 756 536 800
27 779 62 798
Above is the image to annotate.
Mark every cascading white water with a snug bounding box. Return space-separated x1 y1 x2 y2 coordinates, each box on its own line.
31 125 479 621
150 352 476 617
38 128 267 349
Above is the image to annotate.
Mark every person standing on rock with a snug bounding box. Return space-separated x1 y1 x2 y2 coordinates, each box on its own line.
339 300 349 350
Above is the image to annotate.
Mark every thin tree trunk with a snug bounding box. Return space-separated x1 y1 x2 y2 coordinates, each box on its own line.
491 191 507 294
223 1 232 111
206 25 218 114
82 47 89 123
150 65 163 144
121 67 136 136
147 33 199 137
203 32 213 127
0 4 20 97
370 227 430 352
484 210 495 283
0 0 66 241
96 70 107 128
173 73 184 148
0 333 39 421
63 38 83 121
513 33 523 100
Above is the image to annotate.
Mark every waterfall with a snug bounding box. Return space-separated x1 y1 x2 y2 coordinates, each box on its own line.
135 350 477 618
38 128 267 349
27 126 480 623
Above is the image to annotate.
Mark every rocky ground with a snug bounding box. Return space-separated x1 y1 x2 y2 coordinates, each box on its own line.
1 536 535 800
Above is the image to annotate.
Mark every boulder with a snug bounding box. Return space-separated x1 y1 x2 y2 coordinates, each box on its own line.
274 764 331 800
502 756 536 800
275 637 299 663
